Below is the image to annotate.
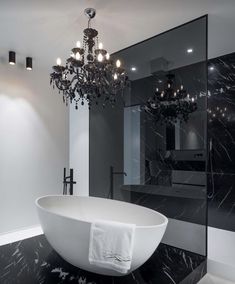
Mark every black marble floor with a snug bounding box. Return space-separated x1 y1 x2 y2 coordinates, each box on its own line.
0 235 206 284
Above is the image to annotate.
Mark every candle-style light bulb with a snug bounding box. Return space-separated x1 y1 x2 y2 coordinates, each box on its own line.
106 53 110 60
168 84 171 88
174 92 177 97
75 52 81 60
192 97 195 102
76 41 81 48
116 59 121 68
156 88 159 92
56 58 62 66
99 42 103 49
181 85 183 90
97 53 103 62
114 73 118 80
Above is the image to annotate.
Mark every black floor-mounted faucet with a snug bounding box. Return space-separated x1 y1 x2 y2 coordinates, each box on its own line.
109 166 127 199
63 168 76 195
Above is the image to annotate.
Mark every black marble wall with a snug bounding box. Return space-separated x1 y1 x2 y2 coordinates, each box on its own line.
123 61 207 229
208 52 235 231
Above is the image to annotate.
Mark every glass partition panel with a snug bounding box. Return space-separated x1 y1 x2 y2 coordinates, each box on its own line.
90 16 207 283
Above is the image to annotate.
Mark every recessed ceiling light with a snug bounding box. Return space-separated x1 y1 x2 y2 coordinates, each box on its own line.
130 66 137 71
187 48 193 53
209 66 214 71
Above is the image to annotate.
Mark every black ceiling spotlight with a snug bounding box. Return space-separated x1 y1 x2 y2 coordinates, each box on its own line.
26 57 33 70
9 51 16 65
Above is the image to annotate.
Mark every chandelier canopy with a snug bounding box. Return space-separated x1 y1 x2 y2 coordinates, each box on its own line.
146 73 197 123
50 8 127 109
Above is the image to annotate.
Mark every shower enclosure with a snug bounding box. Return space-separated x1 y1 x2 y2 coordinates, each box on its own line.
90 15 208 283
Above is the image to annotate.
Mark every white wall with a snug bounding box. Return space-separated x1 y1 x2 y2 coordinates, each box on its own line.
0 61 69 234
69 104 89 196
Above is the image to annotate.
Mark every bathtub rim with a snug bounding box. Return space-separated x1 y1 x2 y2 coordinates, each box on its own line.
35 194 168 229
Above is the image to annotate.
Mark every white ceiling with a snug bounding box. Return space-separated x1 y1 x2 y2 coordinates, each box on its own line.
0 0 235 70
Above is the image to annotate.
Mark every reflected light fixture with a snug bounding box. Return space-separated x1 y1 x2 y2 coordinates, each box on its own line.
26 57 33 70
9 51 16 65
208 106 228 122
187 48 193 53
50 8 128 109
131 66 137 71
146 73 197 123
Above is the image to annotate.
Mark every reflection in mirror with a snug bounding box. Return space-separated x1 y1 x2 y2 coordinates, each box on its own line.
90 16 208 281
116 17 208 260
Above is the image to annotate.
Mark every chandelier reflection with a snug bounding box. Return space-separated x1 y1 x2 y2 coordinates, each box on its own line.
146 73 197 123
50 8 127 109
208 106 228 122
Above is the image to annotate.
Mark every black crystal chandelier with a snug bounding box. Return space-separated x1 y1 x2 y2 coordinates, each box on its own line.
146 73 197 123
50 8 127 109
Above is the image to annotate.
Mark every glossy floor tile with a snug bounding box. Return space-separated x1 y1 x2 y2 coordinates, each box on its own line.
0 235 206 284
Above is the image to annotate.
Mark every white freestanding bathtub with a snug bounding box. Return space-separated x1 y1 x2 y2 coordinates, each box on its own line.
36 195 168 276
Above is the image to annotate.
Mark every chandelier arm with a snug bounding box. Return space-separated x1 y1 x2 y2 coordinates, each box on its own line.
54 79 69 92
69 74 80 85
